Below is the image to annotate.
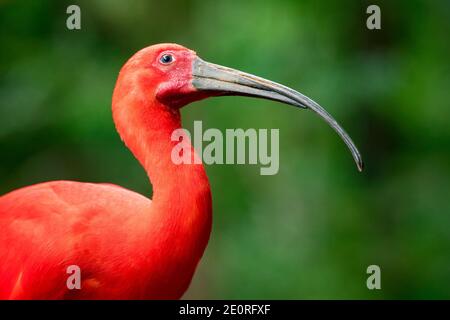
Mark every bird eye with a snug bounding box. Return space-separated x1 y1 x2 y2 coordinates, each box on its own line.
159 54 174 65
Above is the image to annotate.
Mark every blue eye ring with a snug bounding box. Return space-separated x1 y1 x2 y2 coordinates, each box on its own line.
159 53 175 65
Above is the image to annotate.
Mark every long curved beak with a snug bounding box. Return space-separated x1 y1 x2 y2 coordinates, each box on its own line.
192 57 363 172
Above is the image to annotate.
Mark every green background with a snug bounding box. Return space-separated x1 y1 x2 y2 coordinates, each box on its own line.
1 0 449 299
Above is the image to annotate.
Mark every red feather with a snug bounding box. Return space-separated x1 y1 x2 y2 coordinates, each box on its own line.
0 44 212 299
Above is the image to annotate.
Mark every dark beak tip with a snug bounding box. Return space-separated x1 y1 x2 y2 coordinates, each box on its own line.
358 161 364 172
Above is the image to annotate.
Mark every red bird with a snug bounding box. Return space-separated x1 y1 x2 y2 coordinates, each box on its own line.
0 44 362 299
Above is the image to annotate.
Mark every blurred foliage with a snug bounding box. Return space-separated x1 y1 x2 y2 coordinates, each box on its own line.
0 0 449 299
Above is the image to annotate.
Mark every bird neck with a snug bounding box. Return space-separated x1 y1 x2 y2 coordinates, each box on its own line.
112 93 212 236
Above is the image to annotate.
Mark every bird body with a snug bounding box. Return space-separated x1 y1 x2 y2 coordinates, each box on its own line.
0 108 211 299
0 43 361 299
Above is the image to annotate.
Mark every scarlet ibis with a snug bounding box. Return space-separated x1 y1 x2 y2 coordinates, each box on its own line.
0 43 363 299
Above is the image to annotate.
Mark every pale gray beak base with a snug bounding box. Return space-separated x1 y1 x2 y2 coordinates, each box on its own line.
192 56 363 172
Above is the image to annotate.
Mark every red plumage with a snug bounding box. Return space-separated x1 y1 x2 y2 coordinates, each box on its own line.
0 42 362 299
0 44 212 299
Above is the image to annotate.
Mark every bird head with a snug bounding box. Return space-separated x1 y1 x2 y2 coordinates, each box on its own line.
115 43 363 171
